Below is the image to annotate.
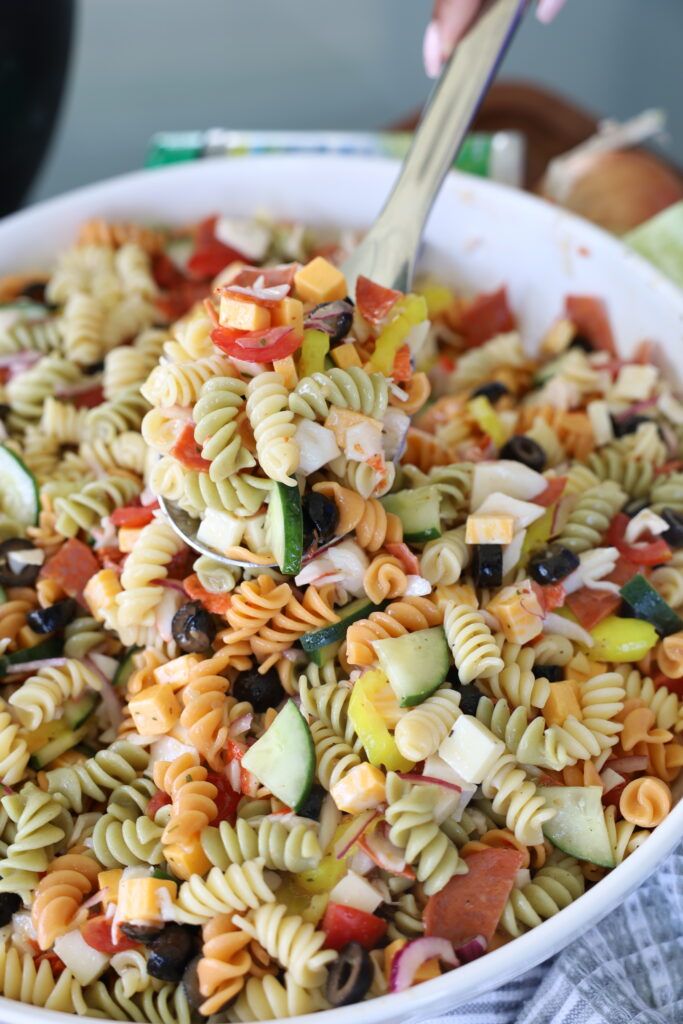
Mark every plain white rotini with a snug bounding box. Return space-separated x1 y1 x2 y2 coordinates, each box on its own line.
246 371 299 486
443 602 504 684
420 526 470 586
39 397 88 444
117 517 186 626
174 859 276 925
142 353 234 409
60 292 105 366
8 659 103 730
233 902 336 988
394 687 461 761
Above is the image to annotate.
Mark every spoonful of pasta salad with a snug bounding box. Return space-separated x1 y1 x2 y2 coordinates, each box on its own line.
153 0 528 571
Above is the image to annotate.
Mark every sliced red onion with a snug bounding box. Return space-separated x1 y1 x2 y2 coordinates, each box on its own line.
85 656 122 731
606 755 649 774
333 809 379 860
224 281 290 303
55 377 103 400
599 768 625 794
613 398 658 421
83 888 106 910
153 577 188 594
347 849 376 877
229 713 253 738
399 773 462 793
227 758 242 793
2 351 42 377
6 657 67 674
389 937 458 993
542 612 594 647
360 821 409 874
454 935 487 964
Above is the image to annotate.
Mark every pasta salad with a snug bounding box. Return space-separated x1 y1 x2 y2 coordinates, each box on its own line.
0 212 680 1022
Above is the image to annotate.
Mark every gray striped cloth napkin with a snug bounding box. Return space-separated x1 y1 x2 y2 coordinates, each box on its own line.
423 841 683 1024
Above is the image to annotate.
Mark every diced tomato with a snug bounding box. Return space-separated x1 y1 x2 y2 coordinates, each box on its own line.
566 554 640 629
656 460 683 475
606 513 672 566
153 251 187 291
98 547 126 570
232 264 298 289
59 384 105 409
356 276 402 325
40 539 100 604
206 771 241 826
183 573 232 615
156 281 210 322
110 506 155 529
565 295 616 356
226 739 255 796
531 581 565 614
385 542 420 576
602 781 628 808
211 324 301 363
534 476 567 508
187 216 246 281
81 916 139 955
34 951 66 976
424 848 523 946
652 671 683 697
146 790 172 819
391 345 413 383
169 422 212 472
459 286 515 348
321 903 388 951
438 353 456 374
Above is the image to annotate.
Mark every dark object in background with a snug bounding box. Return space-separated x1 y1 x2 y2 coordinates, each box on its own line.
1 0 74 215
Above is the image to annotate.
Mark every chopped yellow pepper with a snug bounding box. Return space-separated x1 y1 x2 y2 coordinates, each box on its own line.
296 853 346 894
299 329 330 377
415 281 454 317
466 395 507 447
347 670 414 772
275 878 328 923
589 616 658 662
368 294 428 375
521 507 553 558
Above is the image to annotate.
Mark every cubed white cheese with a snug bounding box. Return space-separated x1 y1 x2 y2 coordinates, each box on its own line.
502 530 527 578
196 509 245 552
423 754 476 823
471 461 546 510
214 217 271 262
438 715 505 784
54 929 109 986
294 420 341 475
587 400 614 446
382 408 411 461
611 363 658 402
344 422 383 462
329 871 383 914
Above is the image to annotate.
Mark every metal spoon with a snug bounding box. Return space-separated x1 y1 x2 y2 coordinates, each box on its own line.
161 0 529 570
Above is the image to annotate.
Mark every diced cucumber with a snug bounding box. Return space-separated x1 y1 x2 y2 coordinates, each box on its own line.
0 445 39 527
0 635 63 677
0 586 6 604
113 647 141 689
309 640 341 667
381 486 441 542
300 597 382 652
373 626 450 706
266 482 303 575
63 692 100 730
29 723 89 770
620 574 683 637
242 699 314 811
538 786 615 868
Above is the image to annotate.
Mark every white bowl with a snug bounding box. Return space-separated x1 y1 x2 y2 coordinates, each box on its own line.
1 155 682 1024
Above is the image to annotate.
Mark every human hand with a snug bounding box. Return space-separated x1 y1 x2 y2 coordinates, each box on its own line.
423 0 567 77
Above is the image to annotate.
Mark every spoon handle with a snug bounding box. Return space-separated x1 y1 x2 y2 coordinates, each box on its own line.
342 0 529 294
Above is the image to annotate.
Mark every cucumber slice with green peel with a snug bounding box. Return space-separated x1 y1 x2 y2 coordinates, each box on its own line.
0 635 63 677
309 640 341 667
619 574 683 636
113 647 141 688
538 786 615 868
381 486 441 542
0 445 39 527
372 626 450 706
63 692 100 730
266 483 303 575
300 597 384 652
241 699 314 812
29 723 89 770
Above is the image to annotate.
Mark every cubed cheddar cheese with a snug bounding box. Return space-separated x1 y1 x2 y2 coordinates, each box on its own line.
97 868 123 907
466 514 515 545
117 877 177 923
154 654 202 689
272 297 304 338
434 583 478 609
384 940 440 984
487 584 543 644
542 681 582 726
566 654 608 683
330 763 386 814
331 344 362 369
439 715 505 785
219 295 271 332
83 569 121 623
294 257 347 304
164 839 212 881
324 407 383 449
129 683 180 736
273 355 298 390
117 526 144 554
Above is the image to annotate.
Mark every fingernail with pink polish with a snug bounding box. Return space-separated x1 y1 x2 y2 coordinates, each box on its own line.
536 0 566 24
423 20 444 79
